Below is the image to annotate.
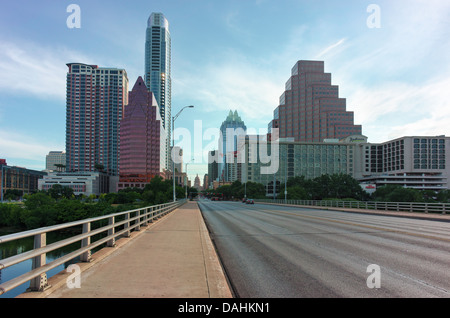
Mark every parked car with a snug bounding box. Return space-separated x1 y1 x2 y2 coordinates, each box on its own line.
246 199 254 204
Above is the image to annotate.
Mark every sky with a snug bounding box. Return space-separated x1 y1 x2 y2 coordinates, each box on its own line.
1 0 450 182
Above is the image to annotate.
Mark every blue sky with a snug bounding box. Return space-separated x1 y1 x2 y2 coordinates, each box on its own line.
1 0 450 181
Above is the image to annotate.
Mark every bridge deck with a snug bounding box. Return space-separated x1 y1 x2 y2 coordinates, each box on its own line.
18 201 232 298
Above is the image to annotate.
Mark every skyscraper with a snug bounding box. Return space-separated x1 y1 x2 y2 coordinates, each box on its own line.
219 110 247 182
145 12 171 171
268 60 361 142
208 150 219 187
118 77 166 190
65 63 129 176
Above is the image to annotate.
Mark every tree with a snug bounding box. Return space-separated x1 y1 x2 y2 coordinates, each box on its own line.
142 189 155 204
328 173 365 200
388 187 422 202
4 189 23 201
47 184 74 200
244 181 266 199
302 173 365 200
54 164 66 172
188 187 198 199
287 185 309 200
55 199 88 223
373 185 422 202
116 191 141 204
22 193 58 229
437 190 450 203
0 203 23 227
94 163 105 172
175 185 185 199
61 186 75 199
23 192 54 210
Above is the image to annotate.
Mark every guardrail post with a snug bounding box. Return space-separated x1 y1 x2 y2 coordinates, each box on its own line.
157 205 162 219
149 206 154 223
81 222 91 262
143 208 149 226
125 212 131 237
28 233 49 292
107 216 115 247
135 210 141 231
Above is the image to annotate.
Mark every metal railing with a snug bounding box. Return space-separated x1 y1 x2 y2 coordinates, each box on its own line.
0 200 186 296
255 199 450 214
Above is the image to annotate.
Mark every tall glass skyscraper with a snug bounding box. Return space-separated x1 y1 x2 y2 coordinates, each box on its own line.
145 12 171 171
219 110 247 182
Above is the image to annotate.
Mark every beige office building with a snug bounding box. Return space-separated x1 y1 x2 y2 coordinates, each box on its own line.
240 135 450 193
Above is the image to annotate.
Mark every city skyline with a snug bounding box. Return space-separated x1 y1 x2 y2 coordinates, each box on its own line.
1 0 450 182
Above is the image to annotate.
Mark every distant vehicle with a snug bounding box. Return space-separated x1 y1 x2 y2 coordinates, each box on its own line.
246 199 254 204
211 197 220 201
242 198 247 203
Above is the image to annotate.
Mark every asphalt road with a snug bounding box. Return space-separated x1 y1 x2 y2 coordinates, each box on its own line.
198 199 450 298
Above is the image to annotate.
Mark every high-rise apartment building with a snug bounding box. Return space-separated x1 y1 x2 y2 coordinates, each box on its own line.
219 110 247 182
118 77 166 190
65 63 129 176
145 12 171 171
268 60 362 142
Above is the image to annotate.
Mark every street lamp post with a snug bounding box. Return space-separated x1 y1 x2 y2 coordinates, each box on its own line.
172 105 194 202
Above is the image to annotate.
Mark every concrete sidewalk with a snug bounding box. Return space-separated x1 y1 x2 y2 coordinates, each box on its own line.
18 201 233 298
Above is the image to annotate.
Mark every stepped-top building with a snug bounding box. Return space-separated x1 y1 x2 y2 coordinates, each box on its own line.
268 60 362 142
118 77 167 190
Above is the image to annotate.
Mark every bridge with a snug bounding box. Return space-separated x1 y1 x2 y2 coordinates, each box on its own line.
0 200 232 298
1 198 449 298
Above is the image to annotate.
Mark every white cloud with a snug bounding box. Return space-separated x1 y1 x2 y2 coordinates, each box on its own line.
342 71 450 143
175 51 282 128
315 38 347 59
325 1 450 143
0 40 94 100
